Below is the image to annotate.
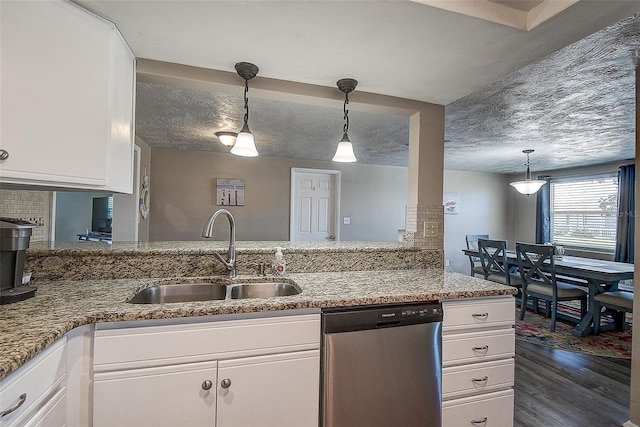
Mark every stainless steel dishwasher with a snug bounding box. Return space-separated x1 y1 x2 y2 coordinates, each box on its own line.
321 302 443 427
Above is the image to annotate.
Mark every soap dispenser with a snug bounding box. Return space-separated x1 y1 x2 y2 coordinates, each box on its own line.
272 247 286 276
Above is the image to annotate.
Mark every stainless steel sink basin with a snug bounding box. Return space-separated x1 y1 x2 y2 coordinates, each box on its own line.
128 280 301 304
128 283 226 304
228 282 301 299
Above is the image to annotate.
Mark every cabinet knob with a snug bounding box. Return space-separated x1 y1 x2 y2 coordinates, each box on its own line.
0 150 8 161
220 378 232 389
201 380 213 391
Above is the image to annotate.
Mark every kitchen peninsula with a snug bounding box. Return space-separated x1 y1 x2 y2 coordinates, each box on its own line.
1 241 517 426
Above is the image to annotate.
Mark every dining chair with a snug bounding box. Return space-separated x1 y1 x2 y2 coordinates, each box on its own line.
593 290 634 335
465 234 488 277
477 239 522 289
516 242 587 332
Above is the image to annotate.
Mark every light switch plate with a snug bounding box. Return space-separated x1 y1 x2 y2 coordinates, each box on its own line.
343 217 351 225
423 221 437 237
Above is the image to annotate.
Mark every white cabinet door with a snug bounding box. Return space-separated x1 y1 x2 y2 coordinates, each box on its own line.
93 361 217 427
21 387 67 427
217 351 320 427
0 0 134 192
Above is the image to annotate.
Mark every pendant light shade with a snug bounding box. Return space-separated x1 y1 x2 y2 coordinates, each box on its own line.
333 78 358 163
230 124 258 157
510 149 547 195
230 62 259 157
333 133 357 162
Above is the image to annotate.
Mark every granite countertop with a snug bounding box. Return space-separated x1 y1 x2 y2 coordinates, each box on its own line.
28 240 415 255
0 269 516 381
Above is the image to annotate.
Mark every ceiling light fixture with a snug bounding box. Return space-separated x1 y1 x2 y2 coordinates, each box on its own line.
510 149 547 195
332 78 358 163
230 62 259 157
215 131 237 147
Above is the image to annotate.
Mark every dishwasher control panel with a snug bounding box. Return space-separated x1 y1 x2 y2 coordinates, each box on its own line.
323 302 443 333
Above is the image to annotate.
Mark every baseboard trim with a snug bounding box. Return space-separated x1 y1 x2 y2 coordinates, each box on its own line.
622 421 639 427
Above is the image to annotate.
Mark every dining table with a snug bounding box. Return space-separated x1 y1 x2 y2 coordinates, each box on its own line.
463 248 634 336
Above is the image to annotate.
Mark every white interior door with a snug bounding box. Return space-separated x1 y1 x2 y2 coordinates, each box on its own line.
290 169 340 241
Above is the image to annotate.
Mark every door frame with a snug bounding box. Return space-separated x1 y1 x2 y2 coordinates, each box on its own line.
290 168 341 242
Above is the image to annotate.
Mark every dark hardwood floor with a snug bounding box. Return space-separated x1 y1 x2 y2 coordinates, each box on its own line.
514 340 631 427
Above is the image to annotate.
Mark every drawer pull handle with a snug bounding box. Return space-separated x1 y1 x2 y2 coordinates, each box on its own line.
202 380 213 390
471 417 488 426
221 378 232 389
472 376 488 384
1 393 26 418
472 345 489 352
472 313 489 319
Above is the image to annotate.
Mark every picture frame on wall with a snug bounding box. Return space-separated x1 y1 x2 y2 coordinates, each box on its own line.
216 178 245 206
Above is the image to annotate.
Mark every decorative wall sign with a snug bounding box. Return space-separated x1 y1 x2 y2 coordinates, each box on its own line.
444 192 460 214
216 178 245 206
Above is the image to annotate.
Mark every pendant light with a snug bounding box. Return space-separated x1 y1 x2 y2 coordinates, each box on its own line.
230 62 259 157
332 78 358 163
510 149 547 195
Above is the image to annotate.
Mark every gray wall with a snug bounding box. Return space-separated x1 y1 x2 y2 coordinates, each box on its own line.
149 148 407 241
54 192 106 241
443 170 514 274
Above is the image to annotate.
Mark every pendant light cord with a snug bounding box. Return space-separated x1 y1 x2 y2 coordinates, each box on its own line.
343 92 350 134
243 79 249 126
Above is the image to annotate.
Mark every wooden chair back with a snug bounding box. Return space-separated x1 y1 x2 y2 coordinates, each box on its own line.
516 242 556 287
477 239 508 278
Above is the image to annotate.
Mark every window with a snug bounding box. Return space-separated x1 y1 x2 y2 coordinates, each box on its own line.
550 173 618 252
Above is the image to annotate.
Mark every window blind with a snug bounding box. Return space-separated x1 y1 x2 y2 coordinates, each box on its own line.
549 174 618 252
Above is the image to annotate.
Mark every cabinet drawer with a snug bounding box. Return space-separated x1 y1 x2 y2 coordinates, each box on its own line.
443 296 515 332
94 314 321 371
0 339 66 427
22 387 67 427
443 389 514 427
443 328 514 366
443 359 514 400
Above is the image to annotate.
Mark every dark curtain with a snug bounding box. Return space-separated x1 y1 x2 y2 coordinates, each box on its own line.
535 176 551 244
615 165 635 263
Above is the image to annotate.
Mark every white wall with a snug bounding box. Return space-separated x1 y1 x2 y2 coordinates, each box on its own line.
443 170 513 274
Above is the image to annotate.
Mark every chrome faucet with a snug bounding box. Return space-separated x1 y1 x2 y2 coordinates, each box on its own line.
201 209 236 277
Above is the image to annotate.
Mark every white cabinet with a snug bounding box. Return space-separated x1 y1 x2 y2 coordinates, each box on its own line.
94 361 218 427
0 0 135 193
92 313 321 427
217 351 319 427
442 296 515 427
0 338 66 427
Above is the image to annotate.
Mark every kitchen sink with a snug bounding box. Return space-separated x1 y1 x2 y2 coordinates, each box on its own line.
127 283 227 304
228 282 301 299
127 280 301 304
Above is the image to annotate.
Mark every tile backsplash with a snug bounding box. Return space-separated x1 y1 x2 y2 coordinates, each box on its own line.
0 190 51 241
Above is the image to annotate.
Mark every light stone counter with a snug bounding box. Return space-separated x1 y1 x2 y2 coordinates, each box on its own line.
0 269 516 380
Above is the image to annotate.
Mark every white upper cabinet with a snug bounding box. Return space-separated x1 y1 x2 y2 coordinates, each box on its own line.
0 0 135 193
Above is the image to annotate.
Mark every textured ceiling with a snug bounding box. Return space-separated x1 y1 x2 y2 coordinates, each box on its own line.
444 12 639 174
135 12 639 173
135 84 410 166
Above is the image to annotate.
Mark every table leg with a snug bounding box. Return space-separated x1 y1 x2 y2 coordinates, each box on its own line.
571 280 619 337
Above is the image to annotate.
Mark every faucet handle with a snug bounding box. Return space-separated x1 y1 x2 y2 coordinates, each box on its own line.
248 261 267 276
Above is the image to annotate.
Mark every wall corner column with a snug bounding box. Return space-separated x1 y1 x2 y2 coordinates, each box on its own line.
405 103 445 255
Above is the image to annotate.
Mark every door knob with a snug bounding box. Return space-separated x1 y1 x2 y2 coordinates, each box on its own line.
0 150 8 161
220 378 232 389
201 380 213 390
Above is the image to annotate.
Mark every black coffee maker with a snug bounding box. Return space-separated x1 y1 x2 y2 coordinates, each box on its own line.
1 218 37 304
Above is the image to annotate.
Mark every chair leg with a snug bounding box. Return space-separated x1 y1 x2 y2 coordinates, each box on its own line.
520 293 528 321
580 298 587 319
613 311 625 331
550 298 557 332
